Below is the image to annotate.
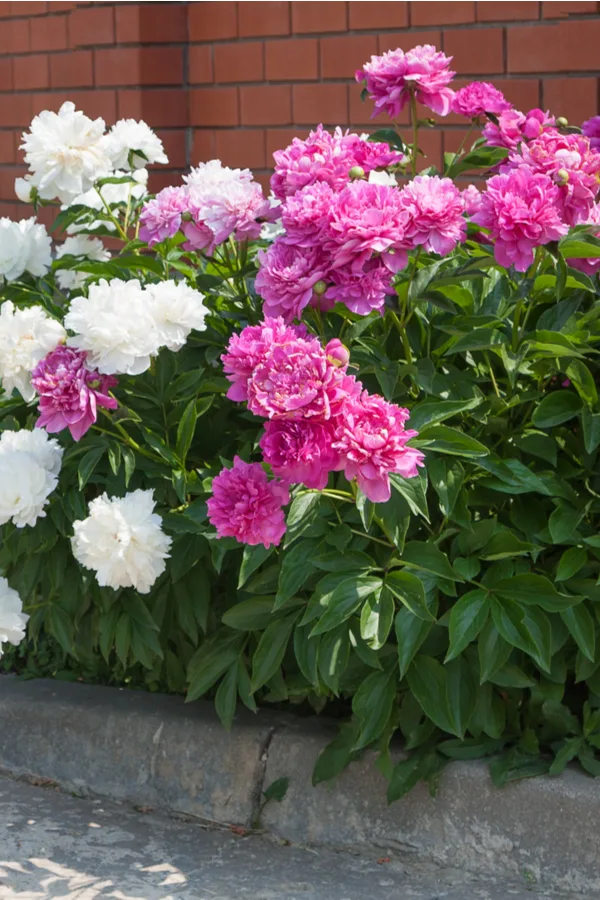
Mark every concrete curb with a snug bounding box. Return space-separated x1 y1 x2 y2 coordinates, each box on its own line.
1 678 599 894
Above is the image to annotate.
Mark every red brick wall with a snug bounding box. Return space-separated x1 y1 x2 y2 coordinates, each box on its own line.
1 0 600 216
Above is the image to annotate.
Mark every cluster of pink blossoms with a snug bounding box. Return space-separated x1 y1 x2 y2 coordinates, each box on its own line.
356 45 456 118
482 108 555 151
208 318 424 547
139 160 271 252
257 175 467 321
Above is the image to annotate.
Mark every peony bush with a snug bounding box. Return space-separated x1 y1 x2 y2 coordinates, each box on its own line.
4 46 600 798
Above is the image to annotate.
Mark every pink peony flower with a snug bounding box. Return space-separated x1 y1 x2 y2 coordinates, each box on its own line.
324 258 395 315
325 338 350 368
260 418 340 490
31 346 117 441
326 181 409 273
207 456 289 548
483 108 555 151
505 129 600 225
247 335 354 421
221 317 306 402
139 186 189 247
582 116 600 151
452 81 511 118
255 241 329 323
356 45 455 119
462 184 483 216
280 181 335 248
333 391 424 503
567 202 600 276
399 174 467 256
472 168 568 272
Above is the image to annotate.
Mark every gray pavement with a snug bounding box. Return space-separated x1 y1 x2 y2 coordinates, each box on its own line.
0 775 592 900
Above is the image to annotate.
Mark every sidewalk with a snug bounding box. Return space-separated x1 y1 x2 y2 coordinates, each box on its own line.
0 774 590 900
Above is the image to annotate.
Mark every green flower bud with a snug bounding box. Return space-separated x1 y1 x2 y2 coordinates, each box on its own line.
556 168 569 185
348 165 366 180
313 280 328 296
556 116 568 128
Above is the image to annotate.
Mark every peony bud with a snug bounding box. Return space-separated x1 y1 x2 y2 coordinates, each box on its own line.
313 280 328 296
325 338 350 368
348 165 366 180
556 116 569 129
14 177 32 204
556 168 570 185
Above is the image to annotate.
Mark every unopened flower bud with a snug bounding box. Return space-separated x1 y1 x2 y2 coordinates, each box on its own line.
556 168 569 185
313 280 328 296
556 117 569 129
325 338 350 368
348 165 366 181
181 210 193 222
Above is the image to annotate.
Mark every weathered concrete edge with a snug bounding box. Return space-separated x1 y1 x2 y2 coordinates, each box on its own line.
1 678 599 895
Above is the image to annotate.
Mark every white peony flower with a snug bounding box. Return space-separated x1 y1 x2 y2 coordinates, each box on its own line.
0 429 62 528
65 278 161 375
71 489 172 594
55 235 110 292
14 176 33 203
145 281 208 351
368 169 398 186
20 101 112 204
0 301 66 401
0 217 51 282
183 158 253 188
0 577 29 657
101 119 168 170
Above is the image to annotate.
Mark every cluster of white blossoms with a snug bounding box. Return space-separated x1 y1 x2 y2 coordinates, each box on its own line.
55 235 111 292
0 217 52 282
0 301 66 400
65 278 208 375
71 490 172 594
0 429 62 528
0 577 29 659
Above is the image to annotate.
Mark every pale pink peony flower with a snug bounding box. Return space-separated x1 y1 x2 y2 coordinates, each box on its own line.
473 168 568 272
31 346 117 441
333 391 424 503
324 258 395 315
505 129 600 225
255 242 329 322
399 174 467 256
483 108 554 151
207 456 289 548
221 317 306 402
462 184 483 216
247 335 354 421
582 116 600 151
280 181 335 248
260 418 340 490
356 45 455 119
567 202 600 276
139 186 189 247
452 82 511 118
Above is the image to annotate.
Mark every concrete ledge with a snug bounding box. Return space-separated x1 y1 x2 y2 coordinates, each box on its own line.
1 678 599 894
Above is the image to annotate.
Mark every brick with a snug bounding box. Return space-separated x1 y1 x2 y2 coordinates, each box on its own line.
189 46 213 84
156 129 187 168
0 18 30 54
0 165 25 202
214 128 266 168
291 1 347 33
0 57 12 92
0 3 12 17
0 131 16 164
0 93 33 127
31 13 67 50
115 3 187 43
0 203 22 220
378 30 441 54
443 127 478 155
18 1 46 13
266 38 318 81
31 90 117 123
49 50 93 88
444 27 504 74
239 1 290 36
148 170 183 194
13 53 48 90
542 1 598 16
476 2 539 20
49 2 76 10
418 128 443 171
118 89 189 128
508 20 600 72
240 84 292 124
349 2 408 29
68 5 114 47
321 34 377 79
188 1 237 40
293 83 348 125
214 41 264 83
253 171 271 193
190 86 239 126
191 129 216 163
266 127 299 160
496 78 541 111
543 77 598 124
95 47 184 87
412 1 475 24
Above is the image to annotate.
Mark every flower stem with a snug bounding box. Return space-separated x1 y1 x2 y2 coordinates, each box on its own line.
95 186 129 242
484 350 501 399
350 528 393 548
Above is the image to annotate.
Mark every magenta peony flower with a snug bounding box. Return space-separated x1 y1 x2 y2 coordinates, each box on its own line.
473 168 568 272
207 456 289 548
326 181 409 273
462 184 483 216
247 335 354 421
221 317 306 402
333 391 424 503
31 346 117 441
255 242 329 323
280 181 335 248
398 174 467 256
260 418 340 490
505 129 600 225
582 116 600 151
452 82 511 119
139 186 189 247
356 45 455 119
324 258 395 315
483 108 555 151
567 202 600 276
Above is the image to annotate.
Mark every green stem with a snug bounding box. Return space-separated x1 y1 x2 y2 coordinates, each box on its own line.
97 411 157 462
95 186 129 242
350 528 393 548
410 91 419 178
484 350 501 399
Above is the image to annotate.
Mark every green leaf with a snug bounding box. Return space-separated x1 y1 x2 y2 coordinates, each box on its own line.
385 570 434 621
317 625 350 694
395 601 436 679
492 574 579 613
413 424 489 458
77 445 106 490
581 408 600 453
275 539 317 610
532 391 582 428
445 328 507 355
352 668 397 750
407 655 454 735
360 587 395 649
186 634 242 702
561 603 595 663
387 748 440 803
312 721 361 786
446 590 489 662
214 663 238 731
481 532 536 561
556 546 587 582
263 776 290 803
368 128 405 151
566 360 598 408
251 611 300 692
284 493 321 547
400 541 463 582
491 597 552 672
408 397 481 431
550 737 583 776
176 397 199 464
549 503 584 544
310 576 383 636
445 656 477 738
222 596 276 631
559 231 600 258
428 458 464 518
478 618 512 683
390 471 429 521
238 544 274 589
293 623 319 685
